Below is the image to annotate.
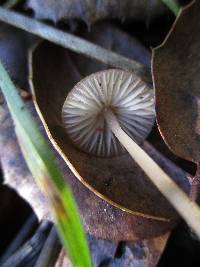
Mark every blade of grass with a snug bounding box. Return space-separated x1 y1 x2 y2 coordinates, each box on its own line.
0 61 92 267
161 0 180 16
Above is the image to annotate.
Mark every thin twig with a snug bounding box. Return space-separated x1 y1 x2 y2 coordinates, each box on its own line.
0 214 38 264
1 221 52 267
34 226 62 267
0 7 150 80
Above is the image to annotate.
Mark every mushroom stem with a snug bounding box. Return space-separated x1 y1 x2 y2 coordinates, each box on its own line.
105 109 200 238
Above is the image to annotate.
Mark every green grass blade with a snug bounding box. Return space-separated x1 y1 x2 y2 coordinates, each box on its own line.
161 0 180 16
0 61 92 267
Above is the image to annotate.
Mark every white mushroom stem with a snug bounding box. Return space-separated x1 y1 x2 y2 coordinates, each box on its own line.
105 108 200 238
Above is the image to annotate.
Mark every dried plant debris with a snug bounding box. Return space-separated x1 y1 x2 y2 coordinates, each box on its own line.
106 234 169 267
152 0 200 163
55 234 169 267
26 0 169 26
0 24 36 90
87 236 117 267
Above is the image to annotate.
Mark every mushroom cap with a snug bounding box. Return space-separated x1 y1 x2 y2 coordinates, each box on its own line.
62 69 155 157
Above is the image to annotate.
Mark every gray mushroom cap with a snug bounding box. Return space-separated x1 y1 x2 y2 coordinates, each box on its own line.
62 69 155 157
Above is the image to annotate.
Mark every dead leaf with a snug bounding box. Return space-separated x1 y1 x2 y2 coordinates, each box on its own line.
0 19 190 241
0 21 176 241
29 22 191 238
98 233 169 267
87 235 117 266
152 0 200 163
26 0 169 26
55 234 169 267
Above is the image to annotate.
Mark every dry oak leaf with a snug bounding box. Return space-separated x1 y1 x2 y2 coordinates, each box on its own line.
26 0 169 25
152 0 200 163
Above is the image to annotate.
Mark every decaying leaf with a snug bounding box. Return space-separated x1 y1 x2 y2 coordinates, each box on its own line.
0 21 185 238
152 0 200 163
55 233 169 267
29 22 191 238
26 0 169 26
0 14 192 242
107 233 169 267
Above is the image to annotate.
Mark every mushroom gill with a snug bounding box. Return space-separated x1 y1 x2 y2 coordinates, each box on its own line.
62 69 155 157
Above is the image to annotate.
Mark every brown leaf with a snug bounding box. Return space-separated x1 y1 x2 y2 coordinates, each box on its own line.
26 0 168 25
142 234 170 267
152 1 200 163
29 23 191 239
108 233 169 267
55 233 169 267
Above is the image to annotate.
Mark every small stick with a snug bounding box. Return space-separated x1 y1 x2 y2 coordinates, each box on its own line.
0 7 149 80
105 109 200 238
1 220 52 267
34 226 62 267
0 214 38 264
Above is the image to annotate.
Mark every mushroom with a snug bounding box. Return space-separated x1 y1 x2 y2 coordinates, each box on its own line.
62 69 200 238
62 69 155 157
